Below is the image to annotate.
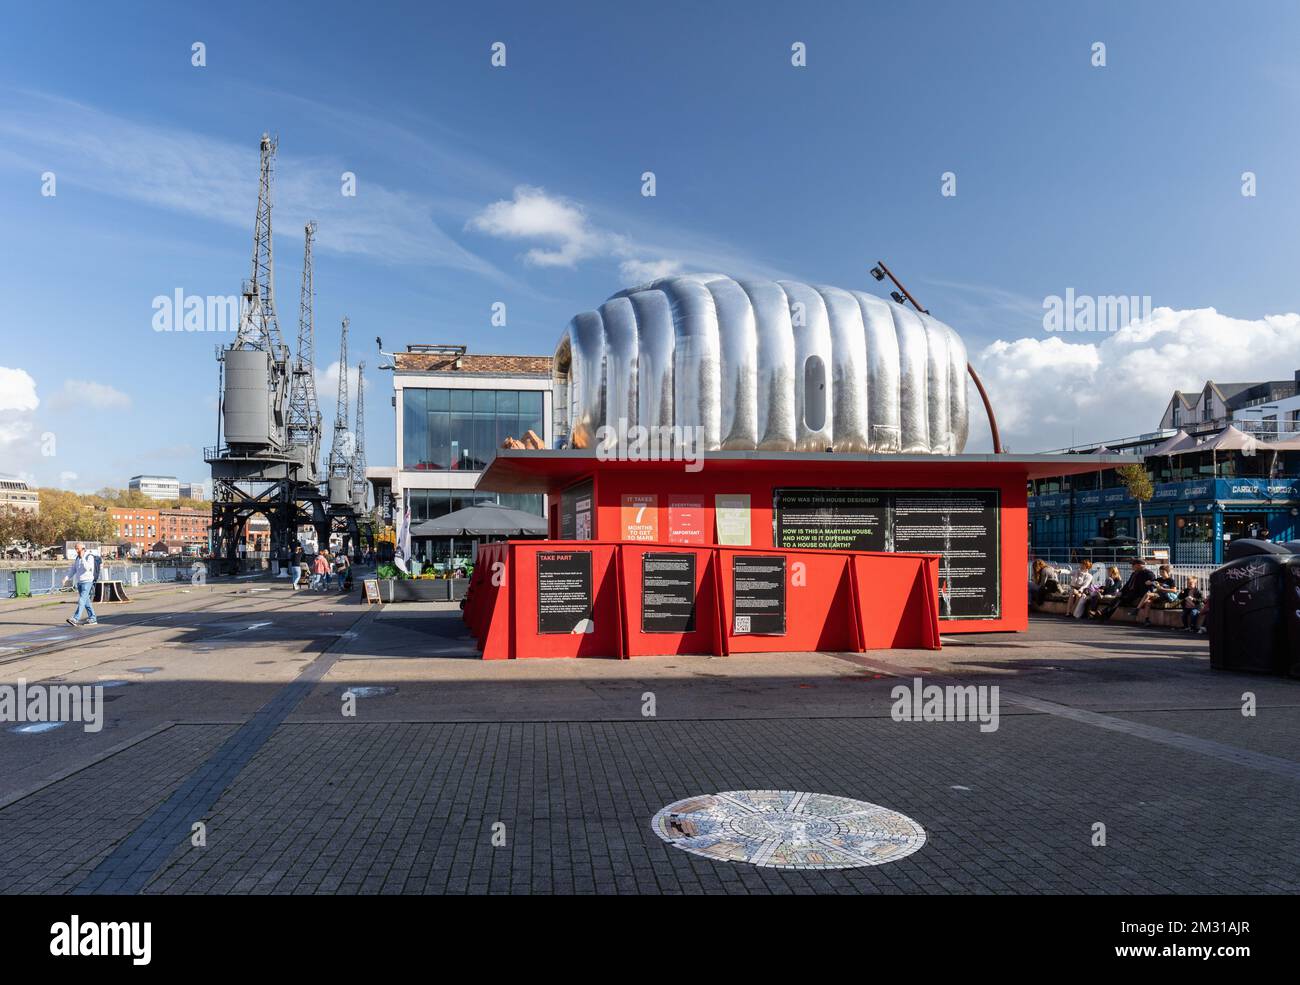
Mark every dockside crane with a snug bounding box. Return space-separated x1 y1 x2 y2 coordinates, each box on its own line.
207 133 305 574
348 362 373 554
325 317 362 556
287 220 323 476
352 361 368 511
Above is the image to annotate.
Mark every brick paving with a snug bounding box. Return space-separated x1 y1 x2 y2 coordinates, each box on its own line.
131 714 1300 895
0 587 1297 894
0 724 236 894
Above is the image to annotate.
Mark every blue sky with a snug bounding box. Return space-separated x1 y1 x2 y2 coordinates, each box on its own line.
4 0 1300 487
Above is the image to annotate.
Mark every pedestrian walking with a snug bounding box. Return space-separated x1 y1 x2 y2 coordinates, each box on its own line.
336 552 352 592
61 542 99 627
289 543 305 592
311 551 330 591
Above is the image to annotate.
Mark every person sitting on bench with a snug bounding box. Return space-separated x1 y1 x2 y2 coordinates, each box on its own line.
1084 566 1123 618
1135 563 1178 625
1098 559 1155 622
1178 577 1205 630
1030 559 1061 609
1066 559 1096 618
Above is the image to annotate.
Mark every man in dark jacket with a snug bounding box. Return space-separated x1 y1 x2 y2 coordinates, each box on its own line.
1099 559 1156 622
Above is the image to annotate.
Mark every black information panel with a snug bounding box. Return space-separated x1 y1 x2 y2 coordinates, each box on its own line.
537 550 593 634
641 553 697 634
732 555 786 635
773 489 889 551
774 488 1001 620
559 479 594 540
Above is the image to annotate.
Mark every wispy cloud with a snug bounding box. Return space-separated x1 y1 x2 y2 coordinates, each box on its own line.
49 380 131 411
0 90 505 279
920 277 1046 339
466 184 791 287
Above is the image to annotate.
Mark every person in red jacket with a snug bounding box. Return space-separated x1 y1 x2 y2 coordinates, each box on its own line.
311 552 330 591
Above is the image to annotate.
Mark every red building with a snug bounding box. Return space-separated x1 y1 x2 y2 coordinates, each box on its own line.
110 507 159 555
159 508 210 552
111 506 209 554
464 449 1123 658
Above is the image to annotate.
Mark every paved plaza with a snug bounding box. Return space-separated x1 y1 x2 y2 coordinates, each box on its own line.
0 575 1297 894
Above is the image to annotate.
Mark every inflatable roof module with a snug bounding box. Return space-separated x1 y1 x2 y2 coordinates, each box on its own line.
553 273 970 455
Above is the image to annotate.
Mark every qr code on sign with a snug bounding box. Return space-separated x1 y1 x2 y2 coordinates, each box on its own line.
734 615 751 633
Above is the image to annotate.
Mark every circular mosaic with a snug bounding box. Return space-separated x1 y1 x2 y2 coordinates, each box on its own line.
651 790 925 870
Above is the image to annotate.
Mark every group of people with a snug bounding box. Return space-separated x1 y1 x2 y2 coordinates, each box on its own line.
287 544 354 593
1033 557 1208 632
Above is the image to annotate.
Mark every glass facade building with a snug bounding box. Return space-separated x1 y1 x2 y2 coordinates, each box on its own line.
389 348 553 569
405 488 544 522
403 388 544 472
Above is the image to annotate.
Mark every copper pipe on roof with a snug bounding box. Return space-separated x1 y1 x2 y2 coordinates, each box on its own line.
871 259 1005 454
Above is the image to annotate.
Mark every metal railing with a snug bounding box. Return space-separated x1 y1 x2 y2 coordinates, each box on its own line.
1028 556 1215 592
1029 541 1220 567
2 562 194 598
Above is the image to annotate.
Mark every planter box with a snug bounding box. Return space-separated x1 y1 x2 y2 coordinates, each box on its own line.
382 578 451 602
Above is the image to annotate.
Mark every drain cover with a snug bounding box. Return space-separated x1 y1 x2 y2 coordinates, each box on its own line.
127 667 162 674
651 789 925 869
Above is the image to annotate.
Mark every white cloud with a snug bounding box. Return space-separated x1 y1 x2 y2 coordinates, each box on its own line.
618 257 684 284
466 185 769 287
968 307 1300 452
0 366 39 457
49 379 131 411
467 185 612 268
0 366 39 413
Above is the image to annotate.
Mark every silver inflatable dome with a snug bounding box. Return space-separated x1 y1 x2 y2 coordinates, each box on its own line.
553 273 969 454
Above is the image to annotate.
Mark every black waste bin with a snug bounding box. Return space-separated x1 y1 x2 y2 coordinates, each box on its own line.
1284 559 1300 679
1208 541 1293 674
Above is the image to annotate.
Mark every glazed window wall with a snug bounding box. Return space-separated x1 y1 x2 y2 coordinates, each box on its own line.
404 490 545 521
1142 516 1169 544
1177 515 1214 543
403 388 544 471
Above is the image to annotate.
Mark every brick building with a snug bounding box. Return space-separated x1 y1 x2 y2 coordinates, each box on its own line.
111 506 209 554
111 507 158 555
159 508 210 552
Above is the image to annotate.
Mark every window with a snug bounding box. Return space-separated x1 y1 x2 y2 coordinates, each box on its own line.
404 490 544 521
803 355 826 432
403 388 545 471
1143 517 1169 545
403 388 429 468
